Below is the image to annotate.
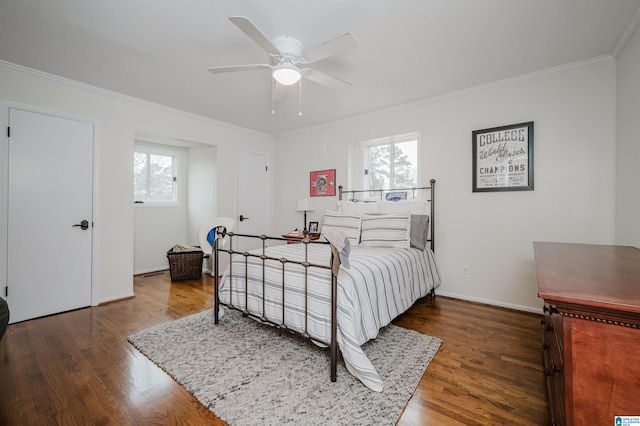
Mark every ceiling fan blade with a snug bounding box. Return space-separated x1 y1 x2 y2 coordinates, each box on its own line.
229 16 280 56
304 33 358 63
208 64 272 74
302 68 351 91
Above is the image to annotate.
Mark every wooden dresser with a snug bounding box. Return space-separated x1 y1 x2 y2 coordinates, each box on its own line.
534 242 640 425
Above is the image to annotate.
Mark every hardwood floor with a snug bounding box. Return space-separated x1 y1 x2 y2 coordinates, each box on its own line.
0 271 549 425
394 297 549 425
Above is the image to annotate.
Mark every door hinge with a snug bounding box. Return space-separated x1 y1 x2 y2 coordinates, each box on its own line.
265 165 268 172
6 127 9 138
364 169 369 175
4 286 7 297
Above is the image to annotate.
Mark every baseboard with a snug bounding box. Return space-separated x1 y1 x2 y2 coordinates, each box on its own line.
436 291 542 314
97 292 135 306
133 266 169 276
134 267 213 276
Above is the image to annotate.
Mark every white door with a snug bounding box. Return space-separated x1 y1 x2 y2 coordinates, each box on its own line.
237 151 268 252
7 108 93 323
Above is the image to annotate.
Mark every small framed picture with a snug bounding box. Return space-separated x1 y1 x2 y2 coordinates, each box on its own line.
310 169 336 197
308 221 319 233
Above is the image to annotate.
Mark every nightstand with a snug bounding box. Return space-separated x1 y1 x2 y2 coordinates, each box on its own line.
282 231 321 244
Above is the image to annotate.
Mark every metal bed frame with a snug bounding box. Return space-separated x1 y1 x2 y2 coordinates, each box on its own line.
213 179 436 383
214 234 340 381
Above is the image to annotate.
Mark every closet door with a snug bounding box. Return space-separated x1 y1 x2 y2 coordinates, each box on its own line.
6 108 93 323
237 150 268 252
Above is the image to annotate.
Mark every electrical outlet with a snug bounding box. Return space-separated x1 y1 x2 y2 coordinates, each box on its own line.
461 266 469 278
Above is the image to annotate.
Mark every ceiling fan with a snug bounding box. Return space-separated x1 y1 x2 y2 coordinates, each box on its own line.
208 16 358 91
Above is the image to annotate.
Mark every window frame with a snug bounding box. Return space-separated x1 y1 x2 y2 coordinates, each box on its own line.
133 144 181 207
361 132 421 199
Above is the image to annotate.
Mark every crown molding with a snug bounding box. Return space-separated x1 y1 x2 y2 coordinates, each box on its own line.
0 60 274 140
277 54 615 138
612 2 640 58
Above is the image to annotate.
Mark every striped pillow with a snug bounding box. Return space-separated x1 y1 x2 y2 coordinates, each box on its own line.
359 213 411 249
322 210 362 245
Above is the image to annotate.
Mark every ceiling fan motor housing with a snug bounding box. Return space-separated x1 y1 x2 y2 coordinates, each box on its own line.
272 36 305 64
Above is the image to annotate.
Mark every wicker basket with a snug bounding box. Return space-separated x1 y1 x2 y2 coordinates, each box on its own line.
166 247 205 281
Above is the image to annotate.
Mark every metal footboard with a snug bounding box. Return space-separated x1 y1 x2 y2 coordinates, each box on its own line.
214 232 339 382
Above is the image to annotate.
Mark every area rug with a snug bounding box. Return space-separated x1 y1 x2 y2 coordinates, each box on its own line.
128 309 442 426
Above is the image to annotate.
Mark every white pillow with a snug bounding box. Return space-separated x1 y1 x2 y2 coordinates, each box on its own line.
359 213 411 249
379 200 429 215
322 210 362 245
337 200 379 215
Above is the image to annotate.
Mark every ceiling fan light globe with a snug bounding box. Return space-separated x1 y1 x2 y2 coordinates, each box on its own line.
272 66 301 86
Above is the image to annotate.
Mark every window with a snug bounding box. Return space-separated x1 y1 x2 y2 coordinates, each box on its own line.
133 145 179 206
363 132 419 196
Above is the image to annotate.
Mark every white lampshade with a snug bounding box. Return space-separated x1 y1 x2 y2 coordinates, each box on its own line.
273 63 302 86
296 198 314 212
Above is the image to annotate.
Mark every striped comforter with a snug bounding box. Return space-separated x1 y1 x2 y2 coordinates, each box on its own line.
218 242 440 391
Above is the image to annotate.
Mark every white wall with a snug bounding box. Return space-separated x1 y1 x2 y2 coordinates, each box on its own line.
187 144 222 273
134 201 187 274
0 62 275 304
616 24 640 247
133 141 188 274
0 53 624 312
133 141 218 275
275 58 616 312
187 144 217 247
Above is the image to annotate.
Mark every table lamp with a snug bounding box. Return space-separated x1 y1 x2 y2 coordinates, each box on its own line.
296 198 315 234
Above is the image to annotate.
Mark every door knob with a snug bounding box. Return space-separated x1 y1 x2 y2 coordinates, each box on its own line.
239 215 249 222
72 220 90 230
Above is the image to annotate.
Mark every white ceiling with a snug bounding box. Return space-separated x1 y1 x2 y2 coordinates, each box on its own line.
1 0 639 136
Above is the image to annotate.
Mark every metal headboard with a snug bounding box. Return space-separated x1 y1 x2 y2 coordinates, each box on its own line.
338 179 436 252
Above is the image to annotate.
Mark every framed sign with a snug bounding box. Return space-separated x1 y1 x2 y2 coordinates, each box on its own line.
472 121 534 192
310 169 336 197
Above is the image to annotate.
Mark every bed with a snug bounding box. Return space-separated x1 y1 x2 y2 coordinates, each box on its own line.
214 180 440 392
